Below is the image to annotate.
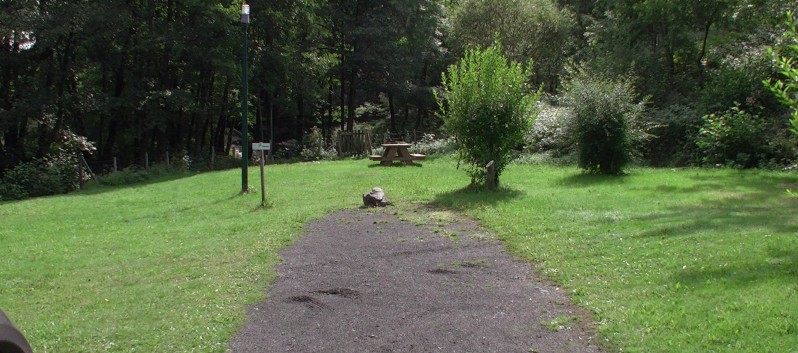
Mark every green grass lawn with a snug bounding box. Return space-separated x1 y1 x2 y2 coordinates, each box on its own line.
1 158 796 352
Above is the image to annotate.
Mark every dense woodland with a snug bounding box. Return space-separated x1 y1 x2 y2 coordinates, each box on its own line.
1 0 797 190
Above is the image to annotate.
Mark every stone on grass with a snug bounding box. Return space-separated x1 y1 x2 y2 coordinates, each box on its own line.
363 187 389 207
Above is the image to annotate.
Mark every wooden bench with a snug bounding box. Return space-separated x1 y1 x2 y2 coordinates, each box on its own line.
410 154 426 160
368 155 383 161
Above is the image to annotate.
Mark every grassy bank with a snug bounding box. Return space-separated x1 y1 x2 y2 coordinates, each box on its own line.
1 158 796 352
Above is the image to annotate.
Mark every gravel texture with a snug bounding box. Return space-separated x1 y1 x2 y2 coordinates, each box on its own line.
229 208 604 353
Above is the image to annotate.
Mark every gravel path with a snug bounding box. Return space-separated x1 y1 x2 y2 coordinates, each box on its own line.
229 208 603 353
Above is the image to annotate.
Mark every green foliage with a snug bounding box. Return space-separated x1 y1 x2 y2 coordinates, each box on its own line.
765 10 798 136
0 180 28 201
563 75 644 175
448 0 574 91
300 127 337 161
641 104 703 167
0 127 99 199
0 152 84 201
436 45 541 187
409 133 457 156
274 140 302 160
98 165 168 186
526 103 575 157
696 105 772 168
701 63 773 115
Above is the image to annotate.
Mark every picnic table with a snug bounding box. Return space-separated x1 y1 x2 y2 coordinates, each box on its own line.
369 143 425 166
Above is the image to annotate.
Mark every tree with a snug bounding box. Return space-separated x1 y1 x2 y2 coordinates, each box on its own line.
765 10 798 136
569 0 748 105
321 0 447 133
436 44 540 188
448 0 574 92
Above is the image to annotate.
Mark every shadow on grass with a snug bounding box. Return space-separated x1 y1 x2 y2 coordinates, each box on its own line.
641 170 798 196
0 172 206 206
676 245 798 288
115 192 242 224
632 171 798 239
627 171 798 286
366 162 424 168
75 173 198 195
432 185 525 209
557 172 630 187
635 201 797 239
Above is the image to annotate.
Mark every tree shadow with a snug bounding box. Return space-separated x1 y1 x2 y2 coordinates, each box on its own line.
366 162 423 168
635 170 798 196
114 192 243 224
621 171 798 287
557 172 630 188
630 171 798 239
676 245 798 288
0 172 208 205
74 173 201 196
431 184 525 209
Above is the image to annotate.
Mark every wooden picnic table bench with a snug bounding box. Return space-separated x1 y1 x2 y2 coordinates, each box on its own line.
369 143 425 166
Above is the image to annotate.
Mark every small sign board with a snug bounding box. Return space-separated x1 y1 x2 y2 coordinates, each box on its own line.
252 142 271 151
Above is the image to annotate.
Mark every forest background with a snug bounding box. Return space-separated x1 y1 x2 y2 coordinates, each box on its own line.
2 0 797 198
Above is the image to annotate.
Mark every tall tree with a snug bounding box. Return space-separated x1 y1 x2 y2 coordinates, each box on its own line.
448 0 574 91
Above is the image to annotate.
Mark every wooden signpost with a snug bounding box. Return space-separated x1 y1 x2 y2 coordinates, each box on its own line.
252 142 271 206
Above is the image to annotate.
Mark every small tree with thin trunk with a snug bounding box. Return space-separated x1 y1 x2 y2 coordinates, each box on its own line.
435 44 541 189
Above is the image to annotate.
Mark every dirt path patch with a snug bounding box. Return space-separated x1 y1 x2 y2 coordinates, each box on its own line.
229 208 603 353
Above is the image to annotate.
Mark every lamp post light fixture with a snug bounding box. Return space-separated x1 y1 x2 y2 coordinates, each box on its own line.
241 3 250 24
240 2 250 193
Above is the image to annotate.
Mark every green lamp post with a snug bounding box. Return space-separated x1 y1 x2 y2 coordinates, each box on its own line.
240 2 250 193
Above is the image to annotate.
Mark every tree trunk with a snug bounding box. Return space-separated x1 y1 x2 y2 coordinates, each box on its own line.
401 105 410 131
297 93 305 140
326 79 334 142
415 108 426 131
347 70 356 131
696 5 720 82
214 75 231 153
388 94 396 131
339 64 346 131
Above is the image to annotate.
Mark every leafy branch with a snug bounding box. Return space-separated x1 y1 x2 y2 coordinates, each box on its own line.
764 11 798 136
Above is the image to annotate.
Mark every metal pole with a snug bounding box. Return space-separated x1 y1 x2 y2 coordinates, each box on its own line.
241 3 250 192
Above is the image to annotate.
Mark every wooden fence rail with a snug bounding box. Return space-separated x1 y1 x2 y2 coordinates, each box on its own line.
337 130 373 157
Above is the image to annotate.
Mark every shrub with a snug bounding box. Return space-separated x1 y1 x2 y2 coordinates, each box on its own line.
764 10 798 137
301 127 337 161
409 133 457 156
169 150 191 172
98 166 152 186
274 139 302 160
526 102 574 157
436 44 541 188
694 104 791 168
0 181 28 201
562 75 644 175
641 104 703 167
700 64 771 116
0 158 73 200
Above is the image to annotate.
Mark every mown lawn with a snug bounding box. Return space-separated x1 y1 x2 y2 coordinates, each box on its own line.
1 158 796 352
